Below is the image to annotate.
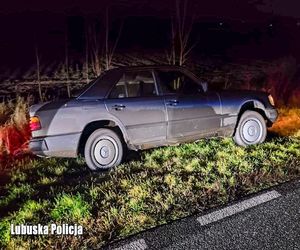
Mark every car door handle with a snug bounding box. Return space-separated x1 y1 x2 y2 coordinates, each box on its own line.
112 104 126 111
166 100 178 106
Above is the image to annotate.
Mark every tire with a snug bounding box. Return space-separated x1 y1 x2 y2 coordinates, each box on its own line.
84 128 124 170
233 111 267 147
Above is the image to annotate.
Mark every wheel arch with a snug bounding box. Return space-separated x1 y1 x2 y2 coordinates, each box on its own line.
234 100 270 135
77 119 129 156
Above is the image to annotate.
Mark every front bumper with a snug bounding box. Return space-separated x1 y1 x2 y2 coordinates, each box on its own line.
29 132 81 158
265 108 278 123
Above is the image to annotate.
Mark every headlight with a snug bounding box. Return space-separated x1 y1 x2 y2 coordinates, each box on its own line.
268 94 275 106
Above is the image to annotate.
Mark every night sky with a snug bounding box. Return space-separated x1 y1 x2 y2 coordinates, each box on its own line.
1 0 300 71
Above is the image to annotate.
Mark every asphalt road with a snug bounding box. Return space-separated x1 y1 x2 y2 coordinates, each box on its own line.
106 179 300 250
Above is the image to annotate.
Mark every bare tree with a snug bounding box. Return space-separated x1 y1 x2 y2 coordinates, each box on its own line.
85 20 89 83
65 28 71 97
105 7 109 70
167 0 195 66
85 5 123 76
104 6 124 70
34 35 42 101
88 20 102 76
166 16 176 65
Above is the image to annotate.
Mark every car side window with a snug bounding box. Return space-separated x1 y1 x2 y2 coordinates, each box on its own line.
109 76 127 98
109 71 157 98
157 70 203 95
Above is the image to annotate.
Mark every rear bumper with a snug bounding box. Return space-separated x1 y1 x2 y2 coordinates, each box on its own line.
29 132 81 158
265 108 278 124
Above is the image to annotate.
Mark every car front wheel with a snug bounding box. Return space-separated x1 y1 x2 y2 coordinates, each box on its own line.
233 111 267 147
84 128 124 170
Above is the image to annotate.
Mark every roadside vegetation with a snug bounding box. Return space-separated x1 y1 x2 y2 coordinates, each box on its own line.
0 98 30 168
269 107 300 137
0 99 299 248
0 137 299 248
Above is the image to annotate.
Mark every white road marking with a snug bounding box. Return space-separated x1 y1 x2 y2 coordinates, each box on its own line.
197 190 281 226
113 239 147 250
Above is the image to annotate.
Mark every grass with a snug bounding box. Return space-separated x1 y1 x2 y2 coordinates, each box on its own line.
51 193 91 221
0 136 299 248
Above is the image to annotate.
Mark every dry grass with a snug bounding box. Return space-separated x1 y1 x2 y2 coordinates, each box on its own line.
0 101 14 126
0 98 30 168
269 108 300 137
11 99 29 130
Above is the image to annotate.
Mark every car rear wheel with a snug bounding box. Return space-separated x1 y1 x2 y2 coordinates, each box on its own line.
84 128 124 170
233 111 267 147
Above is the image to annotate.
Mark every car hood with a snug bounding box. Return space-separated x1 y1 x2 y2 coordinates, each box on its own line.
218 89 275 109
219 89 268 98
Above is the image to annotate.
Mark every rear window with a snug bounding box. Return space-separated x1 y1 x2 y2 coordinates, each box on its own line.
77 70 122 99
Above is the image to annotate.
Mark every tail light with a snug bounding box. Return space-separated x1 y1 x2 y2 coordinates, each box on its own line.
30 116 41 131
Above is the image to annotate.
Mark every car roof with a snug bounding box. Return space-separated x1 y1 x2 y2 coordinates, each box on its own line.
103 65 201 85
105 65 189 73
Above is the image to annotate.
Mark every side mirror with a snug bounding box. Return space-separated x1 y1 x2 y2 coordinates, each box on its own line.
201 82 208 92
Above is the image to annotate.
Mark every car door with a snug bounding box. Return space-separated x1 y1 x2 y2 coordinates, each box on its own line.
155 69 222 142
105 70 167 146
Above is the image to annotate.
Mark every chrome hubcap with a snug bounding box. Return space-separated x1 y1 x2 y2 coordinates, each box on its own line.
93 136 118 166
241 118 262 143
100 146 109 158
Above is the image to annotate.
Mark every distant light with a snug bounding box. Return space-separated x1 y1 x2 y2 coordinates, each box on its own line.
219 22 223 26
269 23 273 27
297 21 300 26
